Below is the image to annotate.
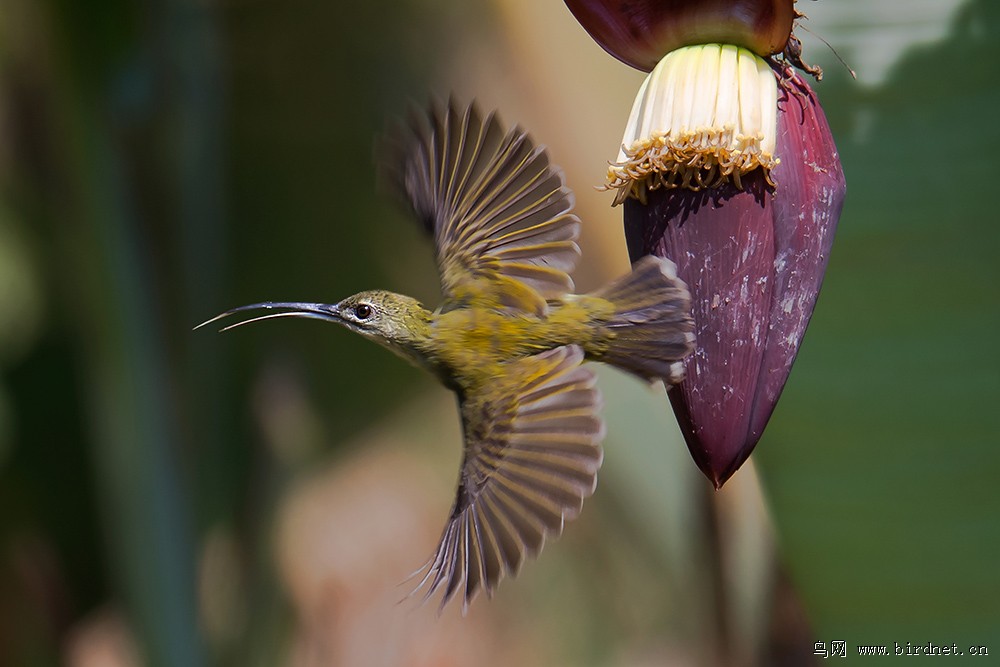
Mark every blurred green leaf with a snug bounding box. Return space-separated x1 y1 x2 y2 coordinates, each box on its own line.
757 0 1000 656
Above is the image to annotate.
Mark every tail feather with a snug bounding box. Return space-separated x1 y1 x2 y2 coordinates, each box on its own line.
591 256 694 384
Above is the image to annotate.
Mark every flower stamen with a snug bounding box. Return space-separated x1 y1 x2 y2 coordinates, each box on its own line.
606 44 780 205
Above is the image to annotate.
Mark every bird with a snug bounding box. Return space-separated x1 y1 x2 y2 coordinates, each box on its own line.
197 99 695 612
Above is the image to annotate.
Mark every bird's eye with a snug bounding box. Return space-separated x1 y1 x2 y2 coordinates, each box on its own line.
354 304 373 320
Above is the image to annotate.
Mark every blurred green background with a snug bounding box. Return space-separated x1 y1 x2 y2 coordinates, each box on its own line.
0 0 997 665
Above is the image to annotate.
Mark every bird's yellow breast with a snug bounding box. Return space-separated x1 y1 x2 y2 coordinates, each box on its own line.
425 297 615 391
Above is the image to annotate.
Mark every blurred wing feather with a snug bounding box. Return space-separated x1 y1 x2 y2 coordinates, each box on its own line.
382 99 581 315
410 345 605 612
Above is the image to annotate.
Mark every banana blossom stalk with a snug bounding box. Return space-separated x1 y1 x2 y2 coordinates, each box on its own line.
565 0 846 487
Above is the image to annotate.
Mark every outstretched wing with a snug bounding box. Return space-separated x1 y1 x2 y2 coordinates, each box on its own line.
381 99 581 316
410 345 605 612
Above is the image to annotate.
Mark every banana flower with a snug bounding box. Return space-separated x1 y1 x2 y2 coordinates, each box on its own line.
564 0 847 486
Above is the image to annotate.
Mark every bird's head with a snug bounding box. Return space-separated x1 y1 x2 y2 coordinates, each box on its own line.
197 290 432 361
333 290 430 346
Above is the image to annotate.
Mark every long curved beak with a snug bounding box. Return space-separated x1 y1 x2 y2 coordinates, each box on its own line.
194 301 344 332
